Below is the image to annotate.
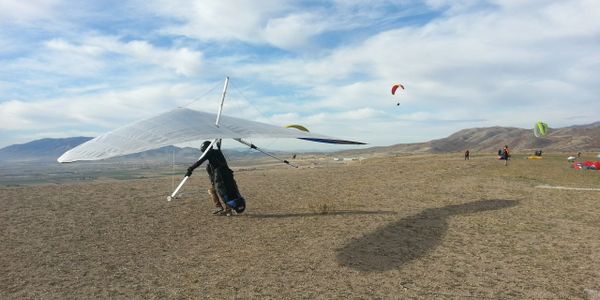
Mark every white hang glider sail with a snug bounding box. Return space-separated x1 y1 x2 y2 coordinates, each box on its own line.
57 107 365 163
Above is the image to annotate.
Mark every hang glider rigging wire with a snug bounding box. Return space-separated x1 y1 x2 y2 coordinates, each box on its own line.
229 81 281 156
179 80 224 109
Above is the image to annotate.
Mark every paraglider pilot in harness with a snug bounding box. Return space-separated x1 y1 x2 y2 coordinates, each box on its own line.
185 141 246 215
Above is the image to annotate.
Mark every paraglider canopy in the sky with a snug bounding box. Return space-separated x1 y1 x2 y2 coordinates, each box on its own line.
391 83 404 95
285 124 309 132
533 121 549 137
391 83 404 106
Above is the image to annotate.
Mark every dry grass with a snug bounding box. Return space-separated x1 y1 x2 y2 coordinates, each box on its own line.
1 153 599 299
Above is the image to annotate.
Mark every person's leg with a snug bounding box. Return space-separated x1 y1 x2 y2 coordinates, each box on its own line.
213 172 233 215
208 186 225 214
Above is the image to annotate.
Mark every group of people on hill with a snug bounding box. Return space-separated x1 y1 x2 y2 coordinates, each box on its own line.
187 141 519 215
464 145 511 165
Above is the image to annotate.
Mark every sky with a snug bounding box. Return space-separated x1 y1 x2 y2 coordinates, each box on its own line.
1 0 599 151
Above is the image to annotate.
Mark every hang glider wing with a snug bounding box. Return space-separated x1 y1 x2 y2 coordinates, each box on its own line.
58 108 365 163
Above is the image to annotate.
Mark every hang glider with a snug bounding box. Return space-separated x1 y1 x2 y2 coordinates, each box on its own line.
57 107 365 163
58 77 366 201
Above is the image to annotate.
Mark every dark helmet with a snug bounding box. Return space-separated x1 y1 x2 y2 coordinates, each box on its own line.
200 141 212 152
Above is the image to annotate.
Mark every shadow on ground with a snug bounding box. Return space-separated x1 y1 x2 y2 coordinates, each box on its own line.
336 199 519 272
245 210 398 219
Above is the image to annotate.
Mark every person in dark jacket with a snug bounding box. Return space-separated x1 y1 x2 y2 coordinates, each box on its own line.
186 141 246 215
502 145 510 166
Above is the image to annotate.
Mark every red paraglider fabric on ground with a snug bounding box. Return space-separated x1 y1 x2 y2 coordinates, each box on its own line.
572 161 600 170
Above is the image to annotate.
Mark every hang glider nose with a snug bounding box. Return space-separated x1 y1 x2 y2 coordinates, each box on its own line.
58 108 366 163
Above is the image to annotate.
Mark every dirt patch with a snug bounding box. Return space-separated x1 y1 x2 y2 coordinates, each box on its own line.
1 154 599 298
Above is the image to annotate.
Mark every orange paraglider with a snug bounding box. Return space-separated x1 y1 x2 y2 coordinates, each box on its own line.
391 83 404 106
391 83 404 95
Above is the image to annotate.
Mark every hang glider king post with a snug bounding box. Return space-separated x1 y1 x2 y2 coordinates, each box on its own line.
167 77 298 201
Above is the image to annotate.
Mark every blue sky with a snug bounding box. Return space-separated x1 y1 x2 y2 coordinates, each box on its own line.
1 0 600 150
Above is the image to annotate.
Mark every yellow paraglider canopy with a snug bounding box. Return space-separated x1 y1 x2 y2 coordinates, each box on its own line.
533 121 549 137
285 124 309 132
527 156 543 160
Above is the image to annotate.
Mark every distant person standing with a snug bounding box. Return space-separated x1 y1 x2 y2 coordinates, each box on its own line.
502 145 510 166
464 150 470 160
578 152 582 158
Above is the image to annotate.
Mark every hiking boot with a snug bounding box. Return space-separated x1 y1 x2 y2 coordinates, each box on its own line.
213 208 233 216
212 207 225 215
223 207 233 216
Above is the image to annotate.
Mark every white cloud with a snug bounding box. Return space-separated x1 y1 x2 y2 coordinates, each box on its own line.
0 82 215 133
262 13 327 49
268 112 302 125
232 0 600 124
105 39 202 76
45 39 104 56
147 0 283 43
1 35 204 102
331 107 383 120
64 36 204 76
0 100 37 130
2 0 600 149
142 0 390 50
0 0 61 24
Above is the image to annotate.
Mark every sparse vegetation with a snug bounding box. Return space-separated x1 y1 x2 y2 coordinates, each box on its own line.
307 202 336 214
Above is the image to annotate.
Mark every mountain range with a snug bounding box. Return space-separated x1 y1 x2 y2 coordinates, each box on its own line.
424 122 600 153
0 137 267 165
1 122 599 164
334 122 600 156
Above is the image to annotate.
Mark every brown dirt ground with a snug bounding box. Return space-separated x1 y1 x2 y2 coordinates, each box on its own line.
1 153 599 299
